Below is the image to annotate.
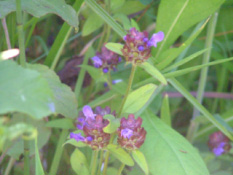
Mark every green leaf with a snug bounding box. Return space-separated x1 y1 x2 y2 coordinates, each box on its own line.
103 114 120 134
154 0 225 58
0 60 54 119
132 150 149 175
139 0 152 5
141 110 210 175
70 149 90 175
161 94 171 126
164 57 233 78
64 139 87 148
112 1 146 15
155 20 208 68
35 134 45 175
43 0 84 68
79 65 107 83
131 19 140 31
28 64 78 119
163 48 210 72
107 144 134 166
0 0 79 28
105 42 123 55
123 84 157 114
140 62 167 85
85 0 126 37
46 118 75 129
82 14 104 36
113 13 131 30
168 78 233 140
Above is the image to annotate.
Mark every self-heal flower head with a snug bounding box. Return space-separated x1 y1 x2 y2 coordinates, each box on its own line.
208 131 232 156
83 105 96 120
121 128 133 139
117 114 146 150
122 28 164 64
92 44 121 73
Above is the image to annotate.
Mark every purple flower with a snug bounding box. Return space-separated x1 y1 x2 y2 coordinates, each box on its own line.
86 136 93 142
121 128 133 139
123 35 127 41
83 105 96 120
147 31 164 47
138 45 144 52
91 56 103 68
70 133 85 142
213 142 226 156
103 67 109 73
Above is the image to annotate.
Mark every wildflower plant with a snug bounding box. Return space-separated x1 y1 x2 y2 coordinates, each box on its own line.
1 1 233 175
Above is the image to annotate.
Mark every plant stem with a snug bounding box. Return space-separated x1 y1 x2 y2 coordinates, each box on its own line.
186 12 218 142
23 139 30 175
102 151 110 175
16 0 26 67
117 64 137 118
117 163 125 175
91 151 99 175
1 18 11 49
4 157 15 175
49 129 68 175
97 150 104 175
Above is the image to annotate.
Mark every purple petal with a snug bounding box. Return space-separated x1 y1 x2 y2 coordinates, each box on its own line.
82 105 96 120
123 35 127 41
118 57 122 62
86 136 93 142
213 142 226 156
77 124 83 130
103 67 109 73
148 31 164 47
112 79 122 85
70 133 85 142
91 56 103 68
121 128 133 139
138 45 144 52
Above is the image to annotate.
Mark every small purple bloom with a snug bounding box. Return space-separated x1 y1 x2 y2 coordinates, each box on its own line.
213 142 225 156
138 45 144 52
86 136 93 142
147 31 164 47
121 128 133 139
123 35 127 41
118 57 122 62
112 79 122 84
77 124 83 130
91 56 103 68
143 37 148 42
70 133 85 142
83 105 96 120
103 67 109 73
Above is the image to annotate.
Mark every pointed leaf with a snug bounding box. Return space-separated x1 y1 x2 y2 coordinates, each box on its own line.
140 62 167 85
132 150 149 175
82 14 104 36
103 114 120 134
46 118 75 129
71 149 90 175
107 144 134 166
161 94 171 126
123 84 157 114
35 134 45 175
141 110 210 175
105 43 123 55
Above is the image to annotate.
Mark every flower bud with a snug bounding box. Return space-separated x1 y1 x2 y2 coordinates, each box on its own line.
117 114 146 150
208 131 232 156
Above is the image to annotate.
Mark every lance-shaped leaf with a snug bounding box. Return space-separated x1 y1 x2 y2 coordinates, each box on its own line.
141 110 210 175
0 0 79 28
70 149 89 175
123 84 157 114
105 43 123 55
132 150 149 175
103 114 120 134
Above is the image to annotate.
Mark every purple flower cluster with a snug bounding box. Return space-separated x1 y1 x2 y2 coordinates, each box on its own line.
118 114 147 150
70 105 115 150
70 106 147 151
208 131 232 156
122 28 164 64
91 44 121 73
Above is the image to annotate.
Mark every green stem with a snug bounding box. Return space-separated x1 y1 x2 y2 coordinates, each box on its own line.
4 157 15 175
23 139 30 175
49 129 68 175
102 151 110 175
91 151 99 175
97 150 104 175
186 12 218 142
16 0 26 67
117 65 137 118
117 163 125 175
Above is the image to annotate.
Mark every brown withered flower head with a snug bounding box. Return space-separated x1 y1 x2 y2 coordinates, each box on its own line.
70 105 115 150
117 114 146 150
208 131 232 156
